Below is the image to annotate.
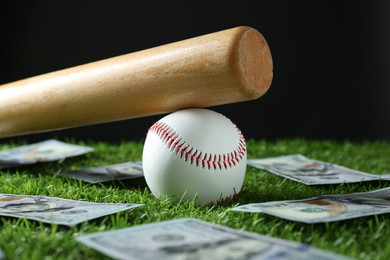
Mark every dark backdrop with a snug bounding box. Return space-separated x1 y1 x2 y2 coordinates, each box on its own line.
1 0 389 144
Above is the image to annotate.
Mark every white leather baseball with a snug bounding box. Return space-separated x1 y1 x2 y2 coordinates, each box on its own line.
142 108 247 205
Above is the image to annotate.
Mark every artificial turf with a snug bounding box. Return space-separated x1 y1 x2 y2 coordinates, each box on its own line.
0 138 389 259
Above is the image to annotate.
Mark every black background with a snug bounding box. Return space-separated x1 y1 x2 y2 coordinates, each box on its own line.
1 1 389 144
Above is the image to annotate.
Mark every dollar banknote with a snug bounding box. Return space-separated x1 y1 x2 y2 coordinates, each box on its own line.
60 161 143 183
248 154 390 185
0 139 94 169
231 187 390 223
0 194 143 226
77 218 351 260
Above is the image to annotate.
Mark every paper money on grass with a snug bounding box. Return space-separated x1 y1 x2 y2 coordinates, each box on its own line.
60 161 143 183
247 154 386 185
231 187 390 223
0 194 143 226
77 218 351 260
0 139 94 169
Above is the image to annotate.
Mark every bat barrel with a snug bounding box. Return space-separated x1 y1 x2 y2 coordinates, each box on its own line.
0 26 273 138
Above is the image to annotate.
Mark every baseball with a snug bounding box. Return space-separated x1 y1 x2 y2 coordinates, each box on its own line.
142 108 247 205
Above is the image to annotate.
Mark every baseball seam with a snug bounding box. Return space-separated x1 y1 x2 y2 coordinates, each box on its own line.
148 121 246 170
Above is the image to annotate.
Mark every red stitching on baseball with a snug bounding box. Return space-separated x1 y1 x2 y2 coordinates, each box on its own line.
148 121 246 170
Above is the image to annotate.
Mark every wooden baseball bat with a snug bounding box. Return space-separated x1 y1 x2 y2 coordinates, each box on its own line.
0 26 273 138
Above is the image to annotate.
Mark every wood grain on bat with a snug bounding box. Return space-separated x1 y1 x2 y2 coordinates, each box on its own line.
0 26 273 138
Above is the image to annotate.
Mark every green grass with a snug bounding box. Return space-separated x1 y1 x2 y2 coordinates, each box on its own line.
0 138 389 260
